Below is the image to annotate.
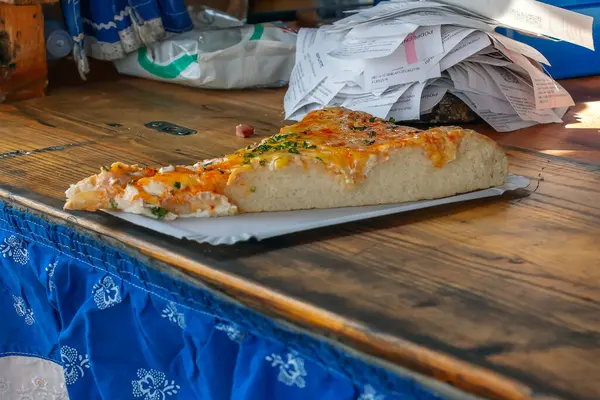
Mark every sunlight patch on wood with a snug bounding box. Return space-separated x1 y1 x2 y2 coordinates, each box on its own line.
539 149 576 157
566 101 600 129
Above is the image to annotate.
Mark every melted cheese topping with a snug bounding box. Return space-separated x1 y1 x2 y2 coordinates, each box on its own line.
65 107 463 219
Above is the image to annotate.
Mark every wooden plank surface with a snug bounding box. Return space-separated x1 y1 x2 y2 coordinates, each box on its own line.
0 1 58 5
0 76 599 400
0 0 60 6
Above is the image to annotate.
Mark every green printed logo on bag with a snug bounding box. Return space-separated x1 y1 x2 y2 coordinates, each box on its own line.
138 24 265 79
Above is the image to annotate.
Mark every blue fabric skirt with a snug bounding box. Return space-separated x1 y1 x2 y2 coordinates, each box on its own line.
60 0 193 76
0 200 446 400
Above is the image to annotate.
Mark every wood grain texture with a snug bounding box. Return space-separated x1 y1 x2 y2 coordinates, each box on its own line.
0 1 58 4
1 77 599 400
0 3 47 101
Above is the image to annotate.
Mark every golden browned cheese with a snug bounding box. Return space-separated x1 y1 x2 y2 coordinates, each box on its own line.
197 107 460 188
65 107 465 216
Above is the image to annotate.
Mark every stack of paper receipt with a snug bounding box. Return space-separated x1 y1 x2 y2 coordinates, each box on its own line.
283 0 595 132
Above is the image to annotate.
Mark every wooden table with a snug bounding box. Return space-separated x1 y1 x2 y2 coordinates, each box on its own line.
0 76 598 400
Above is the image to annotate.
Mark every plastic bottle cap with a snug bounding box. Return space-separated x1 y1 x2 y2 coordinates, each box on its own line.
46 29 73 60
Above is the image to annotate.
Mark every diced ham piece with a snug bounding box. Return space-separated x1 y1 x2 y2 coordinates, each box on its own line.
236 124 254 138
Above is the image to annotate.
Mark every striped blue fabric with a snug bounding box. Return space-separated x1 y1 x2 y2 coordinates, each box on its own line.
59 0 193 75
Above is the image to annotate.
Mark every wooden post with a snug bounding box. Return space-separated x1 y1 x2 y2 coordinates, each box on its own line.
0 3 47 102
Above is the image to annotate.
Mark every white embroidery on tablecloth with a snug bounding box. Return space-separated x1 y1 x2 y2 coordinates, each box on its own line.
13 295 35 325
132 368 180 399
15 376 69 400
1 235 29 265
359 385 386 400
92 276 122 310
60 346 90 386
161 301 186 329
216 323 246 343
46 259 58 293
265 351 307 388
0 377 8 395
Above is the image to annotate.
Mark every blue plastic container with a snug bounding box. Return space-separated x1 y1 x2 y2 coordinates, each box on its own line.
44 19 73 60
497 0 600 79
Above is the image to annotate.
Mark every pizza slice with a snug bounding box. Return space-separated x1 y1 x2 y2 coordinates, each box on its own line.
64 107 508 220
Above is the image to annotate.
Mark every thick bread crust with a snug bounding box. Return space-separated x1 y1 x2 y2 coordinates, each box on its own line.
225 130 508 213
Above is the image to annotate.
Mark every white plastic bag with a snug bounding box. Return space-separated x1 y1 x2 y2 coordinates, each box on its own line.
113 24 297 89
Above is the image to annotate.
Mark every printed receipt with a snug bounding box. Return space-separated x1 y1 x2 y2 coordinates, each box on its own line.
436 0 594 50
283 0 592 131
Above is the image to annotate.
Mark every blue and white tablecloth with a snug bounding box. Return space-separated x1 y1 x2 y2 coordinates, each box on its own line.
60 0 193 76
0 200 448 400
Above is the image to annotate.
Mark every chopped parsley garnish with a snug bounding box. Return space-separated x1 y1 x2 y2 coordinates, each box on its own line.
352 126 367 131
315 157 324 162
237 133 317 159
174 182 181 189
250 185 256 193
363 139 376 146
128 180 135 185
246 135 301 156
150 207 169 220
101 165 109 172
302 141 317 149
202 161 213 167
388 117 396 123
368 131 377 137
109 199 118 209
369 117 376 122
